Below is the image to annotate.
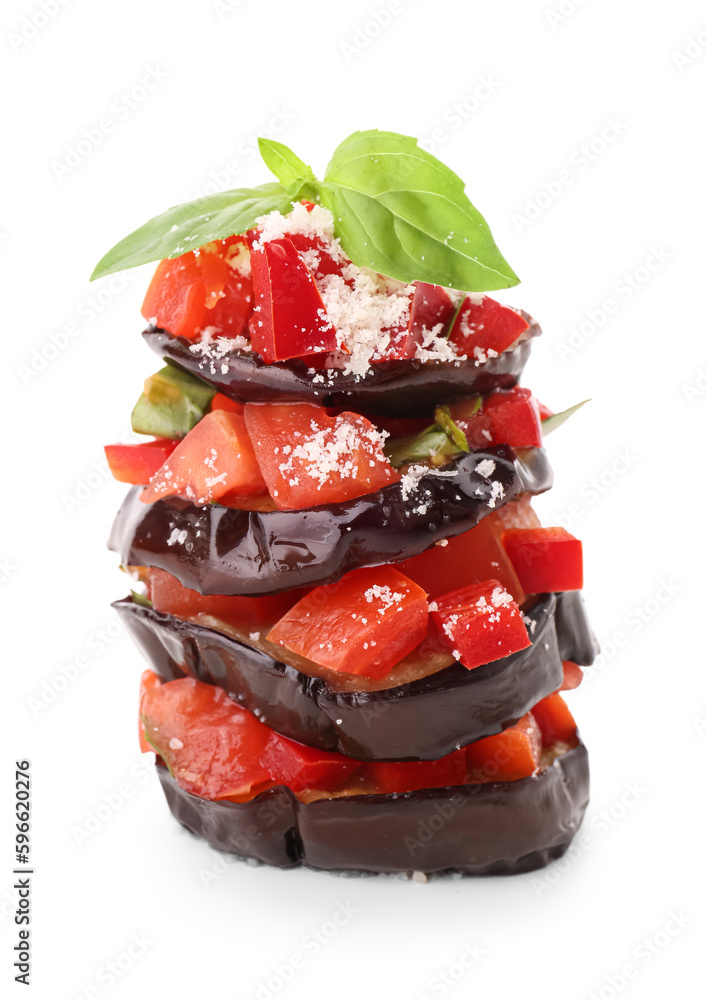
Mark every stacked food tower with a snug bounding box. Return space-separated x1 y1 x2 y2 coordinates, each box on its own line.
98 131 597 877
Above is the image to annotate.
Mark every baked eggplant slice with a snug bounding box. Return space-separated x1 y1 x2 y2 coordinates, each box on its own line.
155 739 589 876
109 446 552 597
143 314 539 417
115 591 596 760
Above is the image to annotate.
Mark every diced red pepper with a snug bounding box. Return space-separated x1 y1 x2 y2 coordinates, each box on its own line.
448 294 529 358
367 747 469 795
104 439 179 485
261 735 361 794
267 566 429 680
399 504 533 604
138 670 161 753
536 400 554 421
140 674 274 800
376 282 456 361
248 235 339 362
244 401 400 510
141 237 252 341
209 392 244 414
560 661 583 691
502 527 583 593
449 387 543 449
140 409 266 506
465 713 541 781
286 232 349 280
531 692 578 746
149 568 305 629
430 579 531 670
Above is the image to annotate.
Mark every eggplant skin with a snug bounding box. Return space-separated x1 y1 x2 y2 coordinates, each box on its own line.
109 446 553 597
114 591 597 761
143 314 539 417
154 740 589 876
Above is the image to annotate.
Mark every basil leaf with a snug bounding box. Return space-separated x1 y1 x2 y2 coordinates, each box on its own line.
542 399 590 435
321 130 519 292
91 183 291 280
258 137 317 189
385 425 462 469
130 590 153 609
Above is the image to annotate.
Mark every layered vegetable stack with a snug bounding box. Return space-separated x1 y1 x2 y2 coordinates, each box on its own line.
98 131 597 877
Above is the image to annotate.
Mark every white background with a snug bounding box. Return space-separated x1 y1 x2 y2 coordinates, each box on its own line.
2 1 705 997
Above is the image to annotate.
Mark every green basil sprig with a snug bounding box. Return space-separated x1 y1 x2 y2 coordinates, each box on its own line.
541 399 590 435
91 130 519 292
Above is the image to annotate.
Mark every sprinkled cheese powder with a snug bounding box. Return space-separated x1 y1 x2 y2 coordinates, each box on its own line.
363 584 405 616
277 415 389 490
399 464 459 501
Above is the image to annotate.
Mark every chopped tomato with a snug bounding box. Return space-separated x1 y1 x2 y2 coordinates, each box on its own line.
140 409 266 506
209 392 244 414
138 670 161 753
261 735 361 794
140 674 273 800
267 566 429 680
248 235 339 362
399 505 533 604
375 282 456 361
244 401 400 510
104 439 179 485
465 713 541 781
149 568 306 628
367 747 469 794
140 237 251 341
502 527 583 593
536 400 554 421
449 387 543 449
287 232 349 280
430 579 531 669
560 661 583 691
531 692 578 746
448 294 529 358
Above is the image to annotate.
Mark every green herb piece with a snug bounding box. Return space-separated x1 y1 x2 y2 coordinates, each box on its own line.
541 399 590 436
258 138 320 202
90 183 291 281
434 405 469 453
131 365 216 439
130 590 153 609
91 131 519 293
320 130 519 291
385 409 469 469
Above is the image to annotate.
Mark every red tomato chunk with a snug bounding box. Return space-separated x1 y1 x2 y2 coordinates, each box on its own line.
465 713 541 781
267 566 429 679
531 692 578 746
560 661 583 691
449 387 543 449
502 527 583 593
448 294 529 358
140 409 266 506
105 439 178 485
149 568 303 628
244 401 399 510
430 579 531 669
141 236 252 341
